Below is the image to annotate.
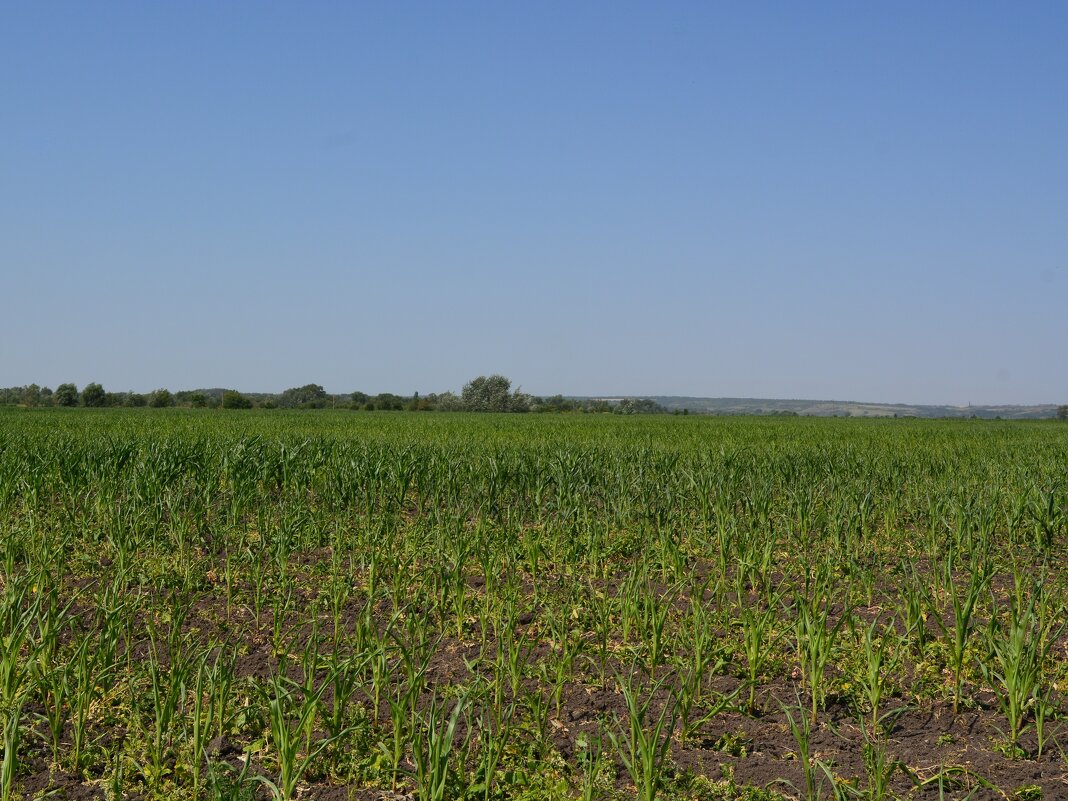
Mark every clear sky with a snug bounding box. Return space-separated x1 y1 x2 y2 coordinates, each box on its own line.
3 3 1066 405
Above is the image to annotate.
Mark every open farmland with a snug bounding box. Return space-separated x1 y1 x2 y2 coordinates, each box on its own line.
1 410 1066 801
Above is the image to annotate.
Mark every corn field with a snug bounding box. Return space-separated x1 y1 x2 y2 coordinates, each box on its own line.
0 408 1066 801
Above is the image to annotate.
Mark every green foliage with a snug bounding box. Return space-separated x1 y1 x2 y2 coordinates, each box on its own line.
55 382 79 406
461 374 531 412
81 382 107 407
0 411 1063 800
149 388 174 408
616 397 667 414
278 384 328 408
607 672 679 801
222 390 253 409
19 384 43 407
3 379 674 414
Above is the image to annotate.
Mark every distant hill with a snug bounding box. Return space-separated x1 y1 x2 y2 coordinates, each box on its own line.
636 396 1059 419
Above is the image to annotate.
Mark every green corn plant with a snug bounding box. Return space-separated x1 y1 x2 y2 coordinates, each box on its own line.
856 716 906 801
675 658 736 744
365 636 390 725
617 562 652 646
899 568 931 655
206 752 257 801
205 646 238 739
575 730 605 801
933 552 991 714
586 588 617 689
67 632 110 771
326 568 353 649
1 694 25 801
794 591 848 725
248 553 268 625
187 652 211 799
737 597 785 715
524 684 555 754
674 582 735 740
255 658 340 801
496 625 533 700
781 697 819 801
536 649 570 720
379 691 412 791
851 614 903 732
979 583 1064 752
606 671 678 801
139 628 192 791
392 624 439 704
270 582 296 656
379 627 438 790
35 658 68 766
846 556 878 610
410 692 468 801
1027 486 1062 553
222 551 237 625
350 595 380 655
29 571 76 674
290 624 322 755
0 597 32 715
319 651 366 739
356 606 400 724
1031 679 1060 761
105 752 127 801
637 582 677 674
471 690 517 801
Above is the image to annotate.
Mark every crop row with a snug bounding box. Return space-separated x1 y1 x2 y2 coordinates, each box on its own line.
0 410 1065 800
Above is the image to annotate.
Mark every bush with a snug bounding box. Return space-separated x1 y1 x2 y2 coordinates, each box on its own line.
149 389 174 408
81 383 107 407
460 375 531 412
222 391 253 409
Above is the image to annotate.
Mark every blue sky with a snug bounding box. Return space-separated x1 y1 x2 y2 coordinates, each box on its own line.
3 3 1066 404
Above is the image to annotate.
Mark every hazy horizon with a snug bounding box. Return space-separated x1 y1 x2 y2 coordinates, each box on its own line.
3 380 1061 410
4 4 1066 406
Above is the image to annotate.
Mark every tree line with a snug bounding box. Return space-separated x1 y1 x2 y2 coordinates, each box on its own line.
0 376 670 414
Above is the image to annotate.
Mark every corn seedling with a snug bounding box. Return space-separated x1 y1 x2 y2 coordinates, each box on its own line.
606 671 679 801
410 691 469 801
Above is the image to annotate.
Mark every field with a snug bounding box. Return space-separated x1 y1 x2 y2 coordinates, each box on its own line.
1 409 1066 801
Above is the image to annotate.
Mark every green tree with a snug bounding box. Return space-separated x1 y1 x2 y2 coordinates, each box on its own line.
149 388 174 408
55 383 79 407
20 384 42 407
461 374 532 412
189 392 208 408
1057 405 1068 421
435 392 463 411
616 398 666 415
372 393 404 410
279 384 328 408
81 383 107 407
222 390 253 409
536 394 576 413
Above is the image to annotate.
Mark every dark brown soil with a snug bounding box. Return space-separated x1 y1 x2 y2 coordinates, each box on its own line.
16 550 1068 801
